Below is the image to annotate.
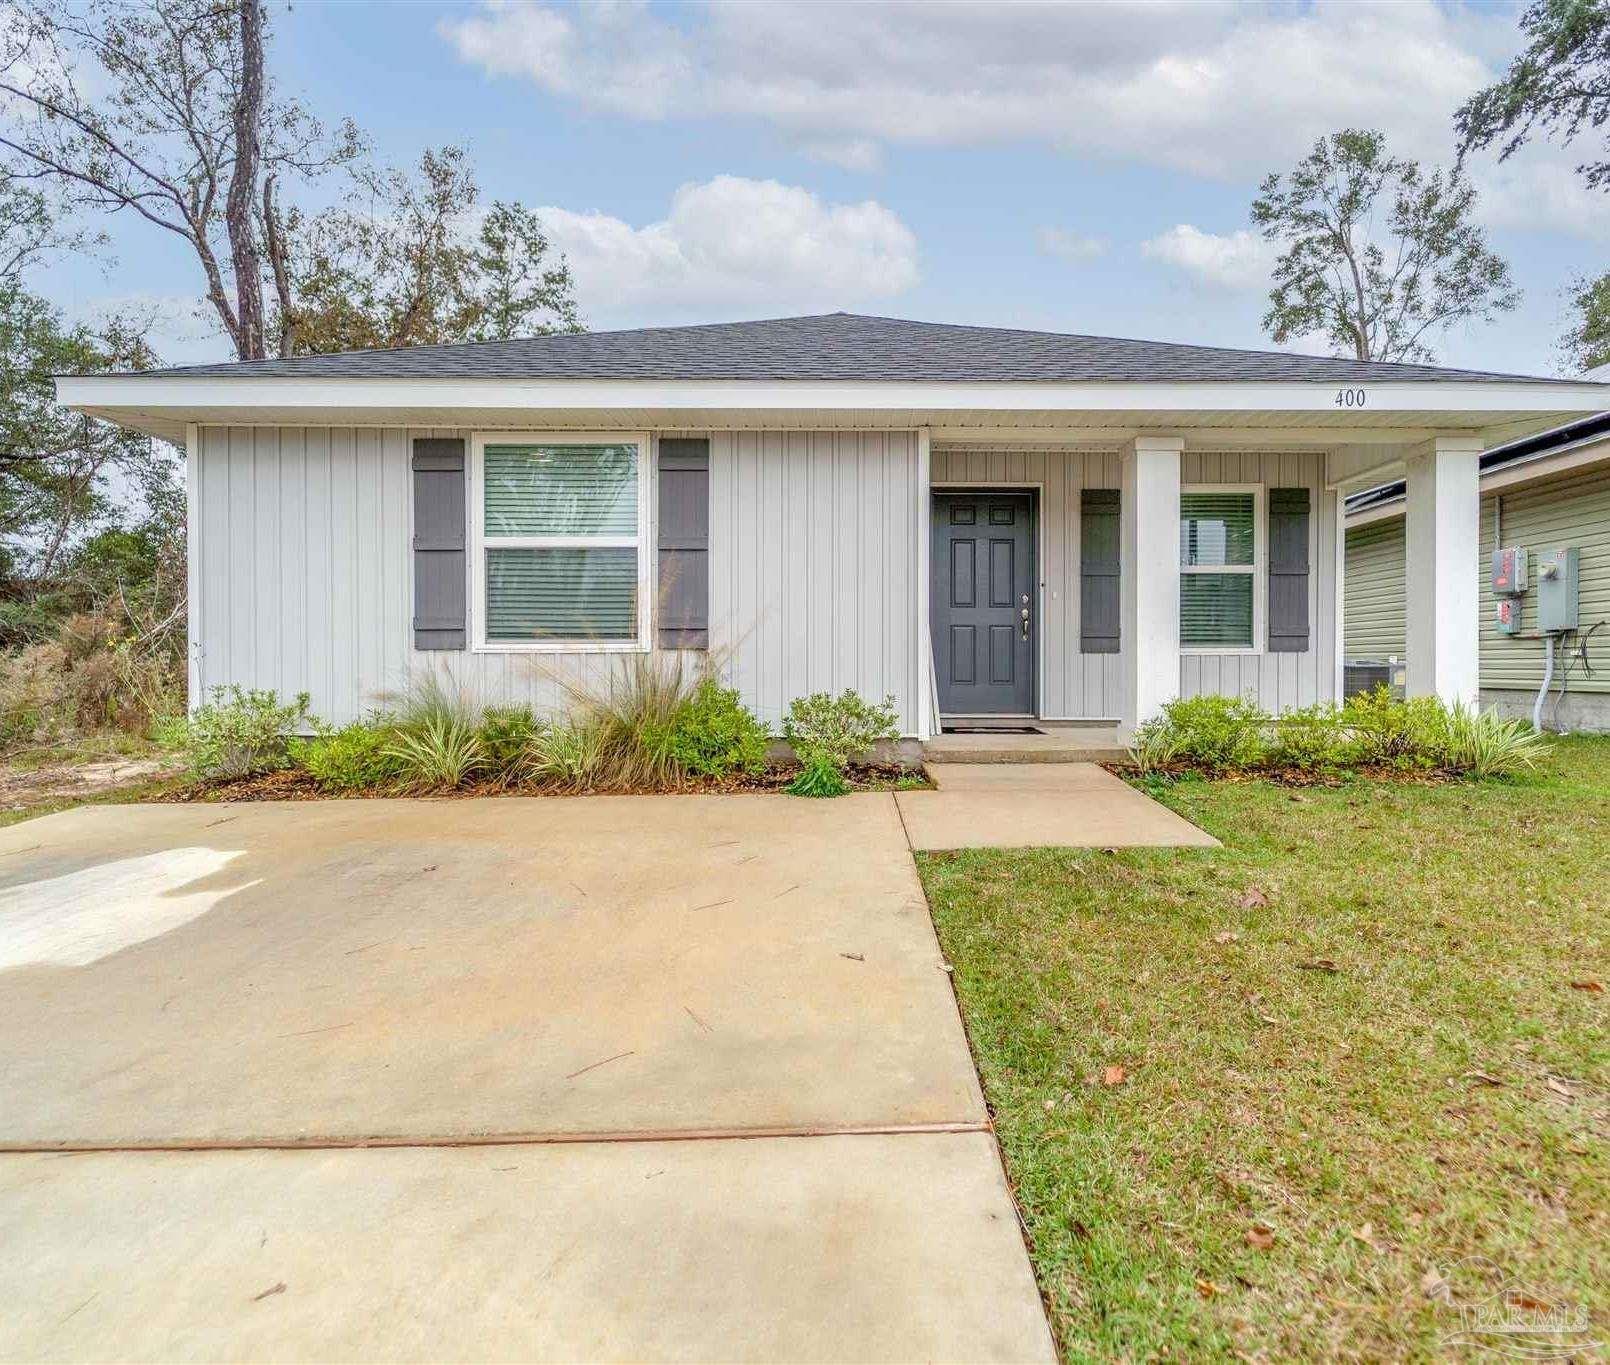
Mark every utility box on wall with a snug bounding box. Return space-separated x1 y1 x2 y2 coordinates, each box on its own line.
1495 597 1523 635
1537 547 1580 632
1491 546 1528 596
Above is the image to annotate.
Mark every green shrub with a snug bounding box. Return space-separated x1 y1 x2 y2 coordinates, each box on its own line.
382 709 487 792
1129 717 1184 775
1155 694 1266 771
479 706 540 784
783 689 899 773
787 753 851 797
544 653 706 790
648 678 770 778
1266 703 1346 772
525 718 605 790
181 686 312 780
1338 687 1446 767
1440 703 1551 779
299 720 408 793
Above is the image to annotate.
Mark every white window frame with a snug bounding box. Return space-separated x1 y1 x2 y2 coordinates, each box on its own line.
1179 483 1264 656
469 431 653 654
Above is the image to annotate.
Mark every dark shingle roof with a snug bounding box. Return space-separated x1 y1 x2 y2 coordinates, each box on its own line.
134 312 1577 384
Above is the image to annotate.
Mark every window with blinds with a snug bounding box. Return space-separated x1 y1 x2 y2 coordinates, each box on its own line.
477 439 645 647
1180 490 1258 649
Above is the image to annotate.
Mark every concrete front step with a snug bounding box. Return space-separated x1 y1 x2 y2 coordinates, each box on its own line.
922 727 1131 765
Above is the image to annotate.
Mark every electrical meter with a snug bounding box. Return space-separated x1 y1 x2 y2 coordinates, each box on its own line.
1491 546 1527 596
1537 547 1580 632
1494 597 1523 635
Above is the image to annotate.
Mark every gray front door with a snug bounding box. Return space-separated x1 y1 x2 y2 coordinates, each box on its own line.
932 493 1035 715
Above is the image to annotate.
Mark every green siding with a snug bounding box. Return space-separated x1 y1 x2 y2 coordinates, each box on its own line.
1344 519 1407 661
1479 465 1610 694
1344 462 1610 694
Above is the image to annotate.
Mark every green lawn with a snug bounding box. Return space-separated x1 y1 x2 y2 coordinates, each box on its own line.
917 737 1607 1362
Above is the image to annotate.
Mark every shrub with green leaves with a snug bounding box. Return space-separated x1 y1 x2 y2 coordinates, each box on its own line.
783 689 899 773
298 720 408 793
1338 687 1447 768
786 752 851 797
648 678 769 778
383 710 487 793
525 718 605 790
1439 703 1550 778
479 706 540 784
181 686 311 780
1266 703 1347 772
1155 694 1267 771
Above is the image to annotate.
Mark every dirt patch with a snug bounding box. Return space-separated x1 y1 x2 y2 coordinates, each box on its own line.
157 763 929 804
0 757 178 810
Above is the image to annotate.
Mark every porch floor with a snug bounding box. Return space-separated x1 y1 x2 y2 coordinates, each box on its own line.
923 723 1131 764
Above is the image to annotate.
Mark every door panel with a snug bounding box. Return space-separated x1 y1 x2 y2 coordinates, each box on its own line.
932 494 1035 714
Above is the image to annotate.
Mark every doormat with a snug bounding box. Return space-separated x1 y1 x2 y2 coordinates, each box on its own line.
941 726 1045 735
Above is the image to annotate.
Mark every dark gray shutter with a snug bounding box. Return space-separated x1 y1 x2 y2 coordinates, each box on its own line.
1267 487 1310 653
657 438 709 649
1080 488 1120 654
412 438 467 650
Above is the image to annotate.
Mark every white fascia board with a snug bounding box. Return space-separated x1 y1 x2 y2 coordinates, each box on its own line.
53 374 1610 416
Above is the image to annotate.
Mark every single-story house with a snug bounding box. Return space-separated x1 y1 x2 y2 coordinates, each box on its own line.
56 313 1609 737
1346 410 1610 732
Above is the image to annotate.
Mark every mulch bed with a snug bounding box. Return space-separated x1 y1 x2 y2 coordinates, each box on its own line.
157 762 928 804
1104 761 1465 788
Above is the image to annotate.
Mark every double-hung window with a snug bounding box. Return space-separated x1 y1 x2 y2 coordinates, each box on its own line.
1179 487 1261 651
472 434 651 651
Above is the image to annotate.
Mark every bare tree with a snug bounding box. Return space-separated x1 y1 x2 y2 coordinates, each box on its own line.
0 0 359 360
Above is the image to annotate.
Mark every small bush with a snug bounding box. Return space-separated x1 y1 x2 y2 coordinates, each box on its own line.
787 753 851 798
648 678 769 778
299 720 408 793
1266 703 1347 772
182 686 312 779
542 653 706 790
525 718 606 790
479 706 540 784
1156 694 1266 771
383 710 487 792
783 690 899 773
1339 687 1446 768
1129 717 1184 775
1440 703 1551 779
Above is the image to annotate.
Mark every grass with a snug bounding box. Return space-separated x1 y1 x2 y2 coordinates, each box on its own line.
917 736 1608 1362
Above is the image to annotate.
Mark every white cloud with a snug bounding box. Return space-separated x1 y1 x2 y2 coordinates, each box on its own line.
1037 227 1107 264
1140 225 1274 291
800 138 883 173
443 1 1602 243
539 175 918 326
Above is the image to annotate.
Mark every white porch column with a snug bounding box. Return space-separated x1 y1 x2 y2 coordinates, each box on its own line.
1121 435 1183 729
1404 434 1482 707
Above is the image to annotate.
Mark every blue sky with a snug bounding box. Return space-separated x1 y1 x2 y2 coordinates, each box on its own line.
37 0 1608 375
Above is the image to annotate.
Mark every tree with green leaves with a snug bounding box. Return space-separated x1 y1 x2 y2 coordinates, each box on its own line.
1252 130 1520 364
1457 0 1608 376
279 147 580 355
1456 0 1609 192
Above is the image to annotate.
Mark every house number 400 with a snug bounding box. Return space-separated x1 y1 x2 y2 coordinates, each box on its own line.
1334 388 1367 408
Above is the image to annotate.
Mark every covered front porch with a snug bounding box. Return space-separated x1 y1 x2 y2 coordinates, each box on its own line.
912 427 1493 740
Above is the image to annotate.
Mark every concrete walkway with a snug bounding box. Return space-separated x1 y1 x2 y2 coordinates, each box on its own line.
0 796 1054 1363
898 761 1221 851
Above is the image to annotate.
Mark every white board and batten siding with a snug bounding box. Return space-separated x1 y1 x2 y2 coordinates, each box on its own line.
1177 450 1339 714
189 426 926 731
931 446 1339 718
930 446 1127 719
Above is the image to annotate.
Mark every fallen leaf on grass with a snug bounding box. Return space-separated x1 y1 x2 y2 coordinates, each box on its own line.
1508 1292 1555 1312
1352 1224 1387 1253
1421 1267 1449 1300
1196 1278 1220 1300
1214 930 1240 945
1296 958 1341 973
1462 1071 1504 1087
1245 1224 1276 1251
1236 887 1271 909
1569 979 1604 994
1102 1065 1127 1087
1545 1077 1575 1100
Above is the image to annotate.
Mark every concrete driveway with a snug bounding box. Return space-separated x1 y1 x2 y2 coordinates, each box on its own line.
0 795 1054 1362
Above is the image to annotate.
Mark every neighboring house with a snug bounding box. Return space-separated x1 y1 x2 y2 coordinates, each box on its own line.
56 314 1608 737
1345 412 1610 732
